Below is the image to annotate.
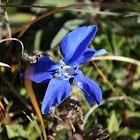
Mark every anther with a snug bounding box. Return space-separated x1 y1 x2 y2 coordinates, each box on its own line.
61 65 75 78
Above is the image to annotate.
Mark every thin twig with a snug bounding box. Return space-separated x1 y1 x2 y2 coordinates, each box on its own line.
8 4 86 36
0 38 24 66
0 2 136 10
50 107 63 122
69 119 75 132
82 95 140 130
91 56 140 66
18 8 41 38
0 38 24 56
4 11 11 39
0 62 10 68
66 8 120 16
22 111 41 135
18 15 37 38
92 61 117 94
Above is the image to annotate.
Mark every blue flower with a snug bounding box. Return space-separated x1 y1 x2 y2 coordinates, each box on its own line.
21 25 107 114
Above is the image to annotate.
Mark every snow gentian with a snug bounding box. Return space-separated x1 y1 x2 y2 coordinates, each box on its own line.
21 25 107 114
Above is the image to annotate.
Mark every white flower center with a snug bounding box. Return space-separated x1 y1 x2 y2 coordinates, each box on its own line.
61 65 75 77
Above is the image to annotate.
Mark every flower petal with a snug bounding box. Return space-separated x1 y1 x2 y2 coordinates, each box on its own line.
21 56 60 83
93 49 108 56
41 77 71 114
76 48 107 65
60 25 97 66
73 71 102 105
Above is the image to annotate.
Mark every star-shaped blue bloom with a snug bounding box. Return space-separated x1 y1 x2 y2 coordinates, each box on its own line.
21 25 107 114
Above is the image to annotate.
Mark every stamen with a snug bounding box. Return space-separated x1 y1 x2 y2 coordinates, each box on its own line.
61 65 75 78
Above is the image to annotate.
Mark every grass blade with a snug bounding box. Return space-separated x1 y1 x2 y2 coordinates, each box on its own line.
24 79 47 140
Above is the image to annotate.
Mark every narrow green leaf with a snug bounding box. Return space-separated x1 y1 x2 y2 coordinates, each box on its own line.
116 127 127 137
108 112 119 133
127 111 140 118
34 30 43 50
33 0 76 7
8 13 34 26
106 27 116 54
51 19 86 49
32 0 76 12
123 129 140 139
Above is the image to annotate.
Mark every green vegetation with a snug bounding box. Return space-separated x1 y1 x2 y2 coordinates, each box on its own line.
0 0 140 139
